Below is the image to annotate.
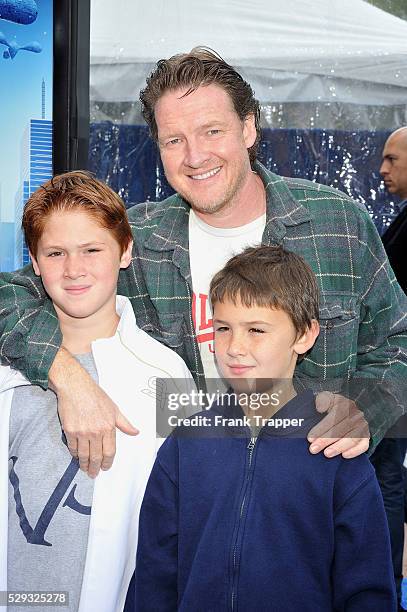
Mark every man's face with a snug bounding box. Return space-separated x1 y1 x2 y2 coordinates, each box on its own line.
154 84 257 215
380 132 407 200
213 298 317 394
31 209 132 325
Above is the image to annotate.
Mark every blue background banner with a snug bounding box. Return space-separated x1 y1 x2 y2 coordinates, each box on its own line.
0 0 53 272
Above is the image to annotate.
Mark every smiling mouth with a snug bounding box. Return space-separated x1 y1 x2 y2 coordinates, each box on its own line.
65 286 91 295
227 365 254 375
190 167 221 180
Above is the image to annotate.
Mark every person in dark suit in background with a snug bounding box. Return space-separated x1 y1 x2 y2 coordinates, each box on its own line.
371 126 407 611
380 126 407 293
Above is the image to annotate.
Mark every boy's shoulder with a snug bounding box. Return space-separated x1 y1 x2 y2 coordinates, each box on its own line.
137 324 191 375
331 451 377 510
116 296 193 381
0 364 29 393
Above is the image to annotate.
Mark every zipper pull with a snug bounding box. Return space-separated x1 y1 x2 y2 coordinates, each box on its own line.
247 437 257 467
247 438 256 451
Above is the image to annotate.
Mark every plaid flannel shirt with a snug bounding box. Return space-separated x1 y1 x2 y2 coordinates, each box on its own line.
1 162 406 451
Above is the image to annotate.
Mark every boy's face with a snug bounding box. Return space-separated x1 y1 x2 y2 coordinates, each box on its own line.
213 298 318 393
30 209 132 324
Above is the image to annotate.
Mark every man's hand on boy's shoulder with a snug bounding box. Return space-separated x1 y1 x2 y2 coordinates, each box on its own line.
50 348 139 478
307 391 370 459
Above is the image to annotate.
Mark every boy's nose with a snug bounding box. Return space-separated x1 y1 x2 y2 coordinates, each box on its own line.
227 335 247 357
63 256 86 279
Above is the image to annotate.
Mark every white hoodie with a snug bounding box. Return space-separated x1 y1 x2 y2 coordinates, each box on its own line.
0 296 195 612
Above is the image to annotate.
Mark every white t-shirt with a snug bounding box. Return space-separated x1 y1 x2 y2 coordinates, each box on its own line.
188 209 266 382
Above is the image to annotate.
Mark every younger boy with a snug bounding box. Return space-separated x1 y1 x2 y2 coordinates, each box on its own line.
135 245 396 611
0 172 194 612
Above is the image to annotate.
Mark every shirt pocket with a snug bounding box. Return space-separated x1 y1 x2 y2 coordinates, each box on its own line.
302 292 360 380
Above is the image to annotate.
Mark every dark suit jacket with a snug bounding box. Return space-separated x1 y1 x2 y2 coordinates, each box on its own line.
382 203 407 294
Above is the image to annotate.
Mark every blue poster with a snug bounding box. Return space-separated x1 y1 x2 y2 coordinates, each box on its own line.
0 0 53 271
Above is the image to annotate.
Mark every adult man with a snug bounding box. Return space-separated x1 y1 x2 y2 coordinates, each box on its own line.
372 126 407 611
0 48 406 475
380 126 407 292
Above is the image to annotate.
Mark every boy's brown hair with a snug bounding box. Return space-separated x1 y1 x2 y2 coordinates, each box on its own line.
139 46 261 166
22 171 133 257
210 245 319 337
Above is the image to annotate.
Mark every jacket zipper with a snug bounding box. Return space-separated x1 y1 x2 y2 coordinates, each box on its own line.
231 436 257 611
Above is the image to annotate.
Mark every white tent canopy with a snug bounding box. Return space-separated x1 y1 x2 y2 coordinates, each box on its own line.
90 0 407 106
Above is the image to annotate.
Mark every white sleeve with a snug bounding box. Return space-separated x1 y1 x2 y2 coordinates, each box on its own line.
0 365 29 393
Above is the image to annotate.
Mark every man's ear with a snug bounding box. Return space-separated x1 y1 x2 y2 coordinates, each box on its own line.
120 239 133 269
30 251 41 276
293 320 320 356
243 113 257 150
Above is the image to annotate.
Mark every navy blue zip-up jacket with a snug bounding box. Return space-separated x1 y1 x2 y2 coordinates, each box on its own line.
135 391 396 611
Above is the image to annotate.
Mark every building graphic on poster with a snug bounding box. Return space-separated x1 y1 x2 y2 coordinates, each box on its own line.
0 0 52 272
14 79 52 268
0 182 15 272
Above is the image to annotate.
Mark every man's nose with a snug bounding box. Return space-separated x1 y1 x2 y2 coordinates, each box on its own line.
380 160 390 176
184 137 210 169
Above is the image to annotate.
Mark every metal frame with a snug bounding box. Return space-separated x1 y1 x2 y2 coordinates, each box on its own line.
53 0 90 174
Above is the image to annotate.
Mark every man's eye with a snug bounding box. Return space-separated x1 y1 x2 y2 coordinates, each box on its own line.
215 326 229 332
208 129 220 136
166 138 181 146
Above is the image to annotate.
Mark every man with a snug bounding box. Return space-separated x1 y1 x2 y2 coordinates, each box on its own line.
372 126 407 611
0 48 406 475
380 126 407 293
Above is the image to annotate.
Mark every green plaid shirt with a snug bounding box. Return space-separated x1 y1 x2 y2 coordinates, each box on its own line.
1 162 406 451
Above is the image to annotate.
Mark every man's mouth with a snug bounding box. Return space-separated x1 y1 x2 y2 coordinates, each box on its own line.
190 167 221 181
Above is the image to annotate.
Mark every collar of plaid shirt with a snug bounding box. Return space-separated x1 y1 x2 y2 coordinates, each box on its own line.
141 161 312 255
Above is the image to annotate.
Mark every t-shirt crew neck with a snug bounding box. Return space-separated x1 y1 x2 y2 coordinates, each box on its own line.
188 209 266 383
190 209 266 237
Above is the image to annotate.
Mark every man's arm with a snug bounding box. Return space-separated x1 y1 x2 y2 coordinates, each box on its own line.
352 212 407 450
0 267 138 476
332 460 396 610
0 265 59 386
308 210 407 458
50 348 138 477
135 440 179 612
347 211 407 451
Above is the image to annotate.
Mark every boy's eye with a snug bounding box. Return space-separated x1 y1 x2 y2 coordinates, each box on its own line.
86 248 101 253
249 328 265 334
47 251 63 257
215 326 229 333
